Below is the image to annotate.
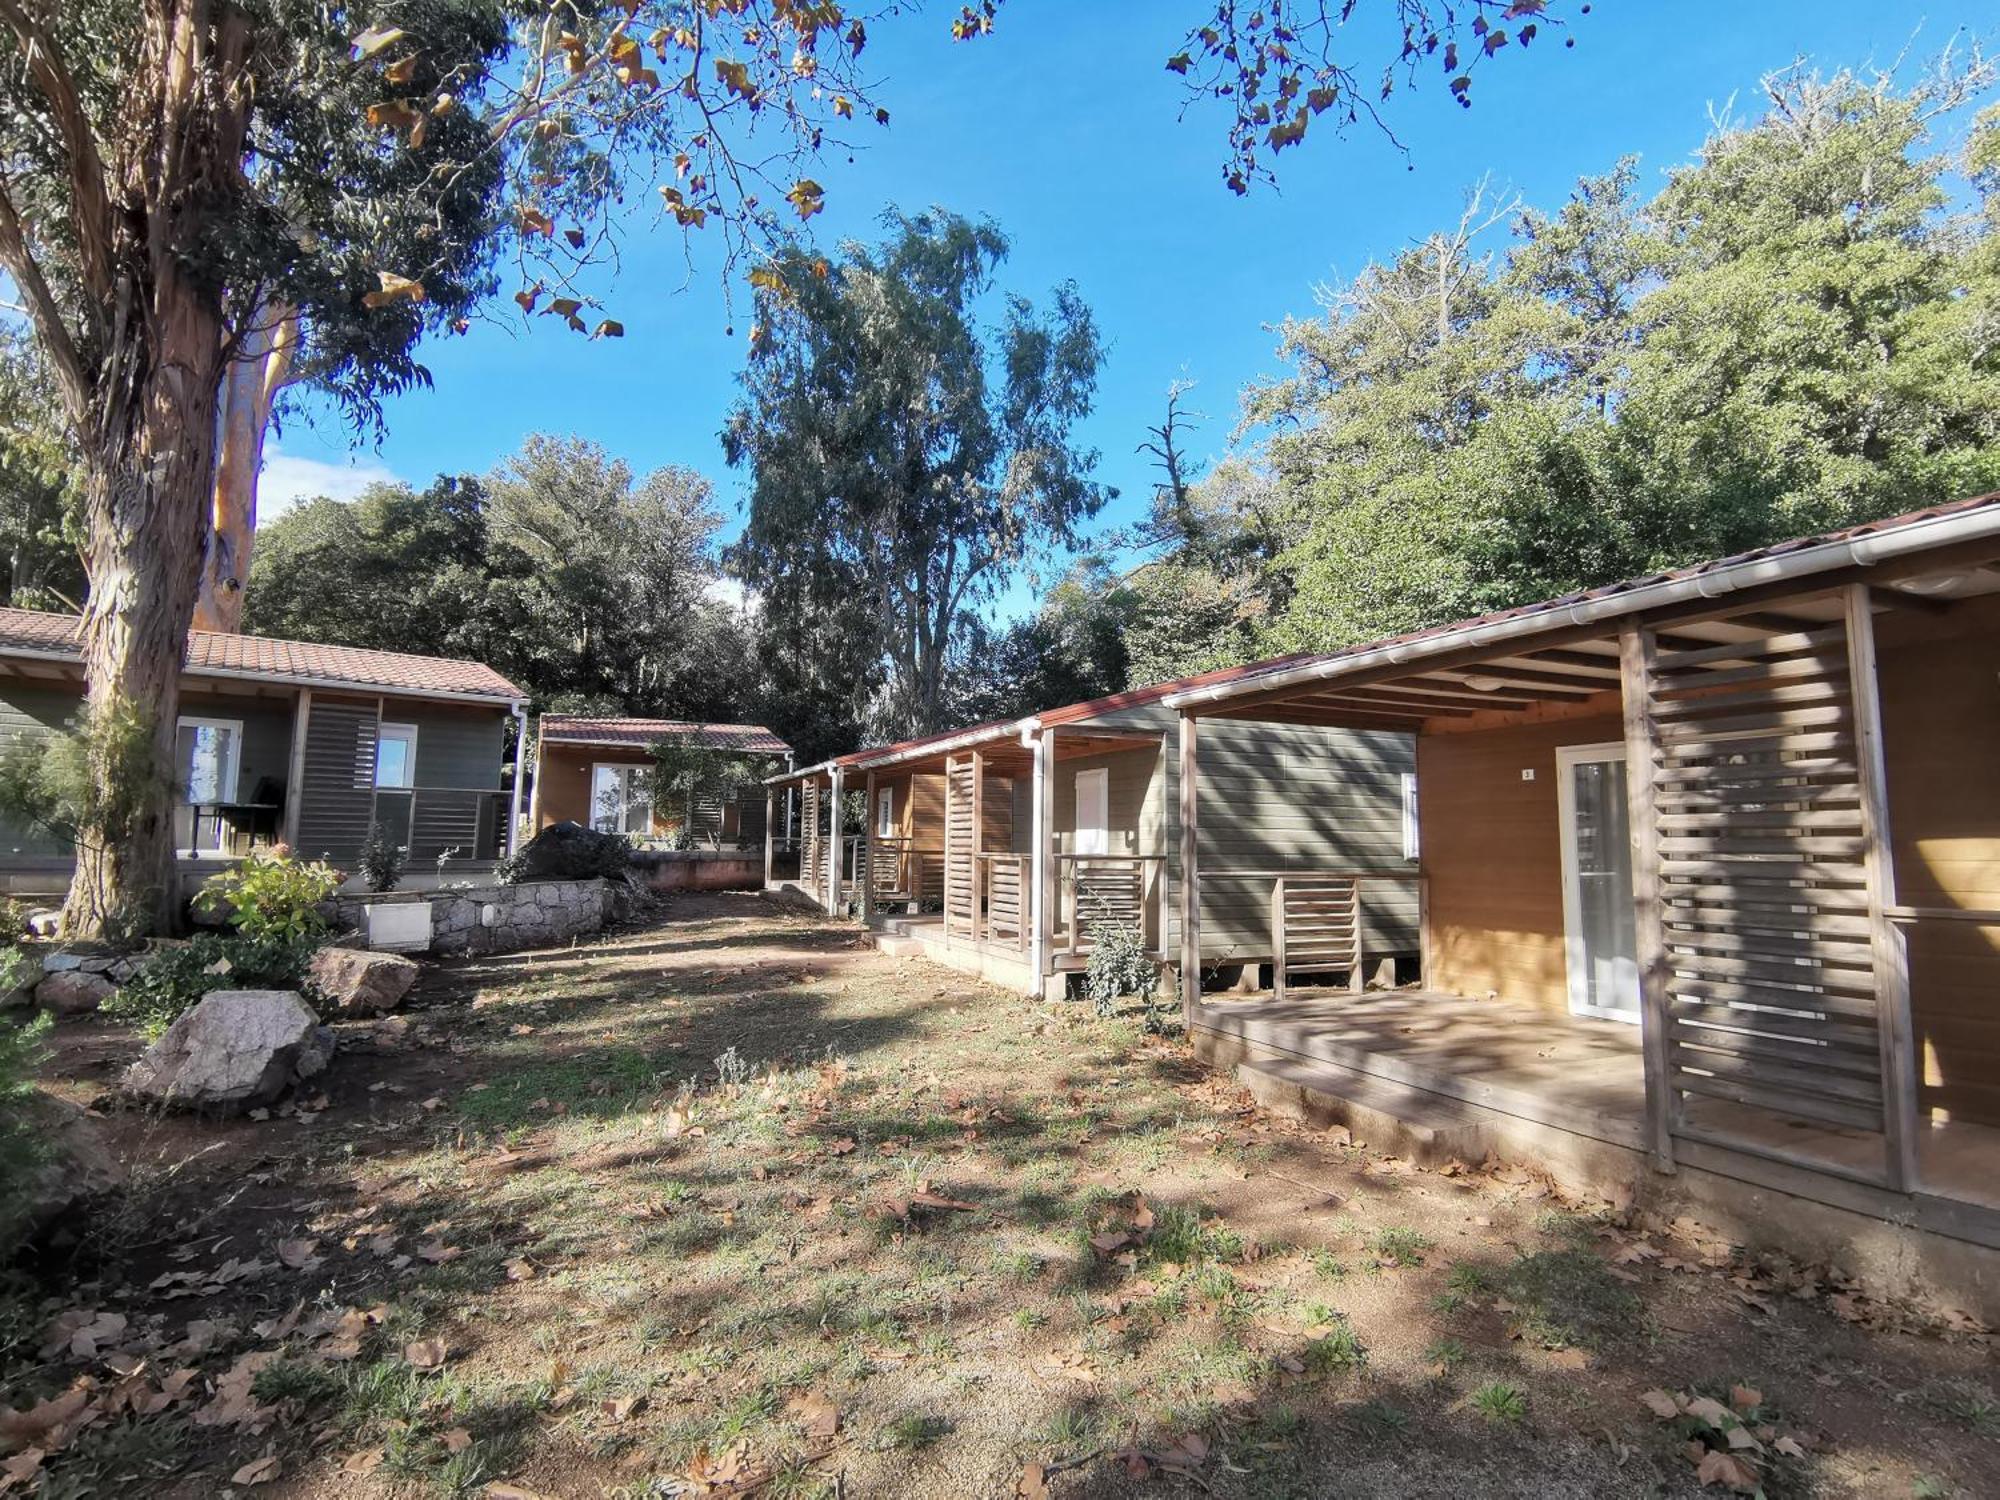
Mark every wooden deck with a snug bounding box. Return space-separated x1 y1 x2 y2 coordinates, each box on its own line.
1193 987 1648 1150
1192 984 2000 1230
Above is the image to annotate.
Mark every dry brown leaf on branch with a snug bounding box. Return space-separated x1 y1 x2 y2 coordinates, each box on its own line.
362 270 426 307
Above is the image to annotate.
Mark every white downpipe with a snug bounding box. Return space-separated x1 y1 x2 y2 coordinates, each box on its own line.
1164 507 2000 712
506 702 529 857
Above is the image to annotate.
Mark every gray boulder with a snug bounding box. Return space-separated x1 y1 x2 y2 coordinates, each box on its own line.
307 946 419 1016
4 1093 124 1255
123 990 334 1112
36 970 114 1015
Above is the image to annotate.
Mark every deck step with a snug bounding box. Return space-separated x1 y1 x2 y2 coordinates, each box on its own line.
1233 1054 1495 1165
873 934 926 957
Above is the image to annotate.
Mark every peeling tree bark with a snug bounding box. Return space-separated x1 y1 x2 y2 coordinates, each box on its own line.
194 302 296 634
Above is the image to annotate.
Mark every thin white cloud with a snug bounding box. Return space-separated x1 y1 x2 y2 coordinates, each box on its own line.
256 445 401 526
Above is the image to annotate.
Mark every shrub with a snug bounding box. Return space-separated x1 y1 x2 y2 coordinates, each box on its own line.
104 932 323 1037
0 1009 52 1244
192 846 342 940
356 822 406 893
0 946 36 1001
497 820 632 883
1082 917 1158 1019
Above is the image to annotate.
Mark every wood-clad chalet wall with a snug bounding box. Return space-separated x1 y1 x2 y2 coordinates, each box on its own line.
1876 592 2000 1127
1078 707 1419 963
1416 711 1627 1014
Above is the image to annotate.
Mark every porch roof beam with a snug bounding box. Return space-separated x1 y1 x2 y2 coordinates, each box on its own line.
1422 664 1613 696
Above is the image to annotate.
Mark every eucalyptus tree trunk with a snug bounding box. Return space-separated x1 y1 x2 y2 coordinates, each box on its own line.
62 286 233 939
30 0 256 939
194 303 297 634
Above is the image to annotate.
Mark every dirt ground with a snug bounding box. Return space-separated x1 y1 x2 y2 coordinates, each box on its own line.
3 892 1995 1499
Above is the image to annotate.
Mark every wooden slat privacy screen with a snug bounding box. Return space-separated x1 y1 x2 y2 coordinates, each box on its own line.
294 699 379 864
800 781 823 895
943 754 977 942
1632 607 1910 1185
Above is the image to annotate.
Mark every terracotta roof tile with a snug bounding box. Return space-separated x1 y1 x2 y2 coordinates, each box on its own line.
0 608 526 701
539 717 791 755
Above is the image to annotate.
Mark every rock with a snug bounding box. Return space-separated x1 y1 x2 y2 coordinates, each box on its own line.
3 1093 124 1255
36 970 114 1015
41 951 84 974
123 990 333 1112
306 946 419 1017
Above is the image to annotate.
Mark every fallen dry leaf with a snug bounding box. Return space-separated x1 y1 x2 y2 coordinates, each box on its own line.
1694 1448 1760 1492
1640 1389 1682 1419
785 1390 840 1439
443 1427 474 1454
505 1258 536 1281
602 1395 646 1423
231 1454 282 1485
1729 1383 1763 1413
404 1337 449 1371
1015 1460 1050 1500
342 1447 385 1475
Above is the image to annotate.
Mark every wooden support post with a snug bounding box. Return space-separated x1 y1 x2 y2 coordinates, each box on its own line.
1031 728 1054 998
281 689 312 850
1417 874 1431 990
1619 625 1678 1172
1271 876 1287 1002
970 749 985 947
862 771 878 917
1349 882 1365 993
763 790 776 888
827 768 844 915
1178 712 1201 1022
1845 585 1919 1192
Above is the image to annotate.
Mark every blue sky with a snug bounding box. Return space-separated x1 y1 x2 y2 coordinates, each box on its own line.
272 1 1993 620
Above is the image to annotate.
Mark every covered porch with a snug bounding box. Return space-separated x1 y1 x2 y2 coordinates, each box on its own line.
1165 500 2000 1286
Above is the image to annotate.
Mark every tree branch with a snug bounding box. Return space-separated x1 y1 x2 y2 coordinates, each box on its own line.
0 176 89 420
0 0 116 302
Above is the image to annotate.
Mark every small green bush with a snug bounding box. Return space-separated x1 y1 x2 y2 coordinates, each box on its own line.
193 847 342 940
0 1009 52 1247
357 822 407 893
1083 917 1157 1019
104 932 323 1036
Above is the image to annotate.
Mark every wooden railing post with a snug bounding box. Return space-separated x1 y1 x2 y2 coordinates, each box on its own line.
1348 880 1366 994
862 771 878 917
763 790 776 889
1032 727 1054 994
1846 585 1918 1192
1271 876 1287 1002
827 767 845 915
1620 624 1678 1173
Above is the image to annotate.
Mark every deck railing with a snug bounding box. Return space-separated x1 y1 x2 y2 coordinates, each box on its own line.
175 801 281 858
975 852 1031 950
1055 853 1168 955
374 787 511 864
1199 868 1426 1001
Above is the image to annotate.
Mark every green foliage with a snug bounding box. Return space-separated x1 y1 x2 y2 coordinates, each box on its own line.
192 848 341 941
1471 1381 1528 1425
0 1009 52 1247
1082 918 1158 1018
1256 61 2000 655
103 932 323 1037
0 946 36 997
357 822 407 894
0 700 167 939
726 209 1110 751
645 743 777 850
0 327 83 610
248 455 751 722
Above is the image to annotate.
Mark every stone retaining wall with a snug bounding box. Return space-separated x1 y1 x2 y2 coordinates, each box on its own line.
335 878 613 957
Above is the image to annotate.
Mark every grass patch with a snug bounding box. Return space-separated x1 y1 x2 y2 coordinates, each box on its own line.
1471 1381 1528 1425
876 1411 952 1451
1498 1248 1642 1350
1300 1317 1368 1374
1370 1226 1432 1267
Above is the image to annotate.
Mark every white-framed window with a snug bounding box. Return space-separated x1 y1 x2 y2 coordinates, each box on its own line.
876 783 896 837
1074 767 1109 855
1401 771 1420 861
176 716 243 854
591 763 652 835
375 722 418 789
